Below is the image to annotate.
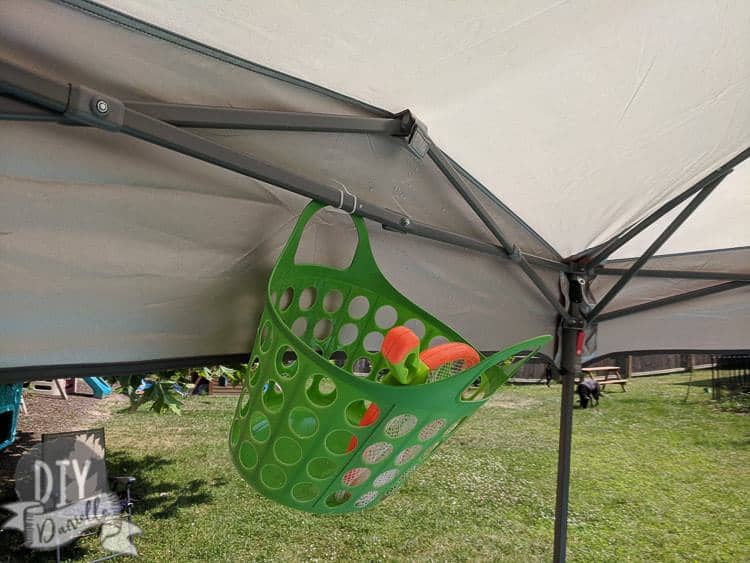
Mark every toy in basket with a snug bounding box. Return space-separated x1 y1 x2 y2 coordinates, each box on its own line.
229 202 551 514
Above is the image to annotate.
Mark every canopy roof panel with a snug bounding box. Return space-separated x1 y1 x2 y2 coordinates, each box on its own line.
99 0 750 257
611 159 750 259
0 0 561 374
591 248 750 356
1 0 748 378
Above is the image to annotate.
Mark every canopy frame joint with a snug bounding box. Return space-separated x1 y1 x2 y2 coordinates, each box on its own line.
64 84 125 131
399 110 429 158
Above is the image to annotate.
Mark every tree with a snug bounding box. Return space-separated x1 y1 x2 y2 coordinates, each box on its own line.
111 365 242 414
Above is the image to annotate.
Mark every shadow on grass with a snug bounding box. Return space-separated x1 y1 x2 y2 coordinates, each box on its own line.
0 529 91 563
0 431 38 503
0 430 93 561
671 376 742 388
105 451 226 520
0 450 226 562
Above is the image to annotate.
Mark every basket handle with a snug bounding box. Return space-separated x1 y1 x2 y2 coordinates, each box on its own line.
450 334 553 402
276 201 380 276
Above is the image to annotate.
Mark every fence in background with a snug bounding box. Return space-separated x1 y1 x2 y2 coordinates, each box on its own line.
710 354 750 400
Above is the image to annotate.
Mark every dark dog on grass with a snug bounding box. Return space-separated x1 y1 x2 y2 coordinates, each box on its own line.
577 378 600 409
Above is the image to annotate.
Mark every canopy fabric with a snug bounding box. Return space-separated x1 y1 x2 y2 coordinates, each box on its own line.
610 161 750 259
0 0 748 379
96 0 750 258
590 247 750 356
0 0 558 373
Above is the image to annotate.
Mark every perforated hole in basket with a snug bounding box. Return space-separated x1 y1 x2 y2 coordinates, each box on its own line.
308 457 337 480
238 441 258 470
273 436 302 465
375 305 397 329
373 469 399 488
355 490 379 508
352 357 372 377
362 442 393 465
429 335 449 348
288 407 319 438
299 287 316 310
290 317 307 337
238 387 252 416
262 381 284 412
418 419 446 441
376 368 390 382
345 400 379 426
248 356 261 387
230 419 241 447
277 346 298 377
325 490 351 507
384 414 418 438
342 467 371 487
363 332 384 353
278 288 294 312
329 350 347 368
348 296 370 319
260 464 287 490
322 290 343 313
249 411 271 443
314 319 333 341
305 375 337 407
291 482 319 503
326 429 356 455
338 323 358 346
404 318 426 339
259 322 273 352
395 445 422 465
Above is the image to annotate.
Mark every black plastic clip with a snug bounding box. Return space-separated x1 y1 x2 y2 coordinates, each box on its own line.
398 110 429 158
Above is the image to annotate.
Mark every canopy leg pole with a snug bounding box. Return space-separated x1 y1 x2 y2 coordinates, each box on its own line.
553 278 585 563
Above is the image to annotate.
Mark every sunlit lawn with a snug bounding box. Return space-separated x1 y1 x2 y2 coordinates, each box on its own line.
8 372 749 562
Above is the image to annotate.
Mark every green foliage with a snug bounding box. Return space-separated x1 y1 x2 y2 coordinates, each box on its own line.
199 365 243 387
111 365 240 414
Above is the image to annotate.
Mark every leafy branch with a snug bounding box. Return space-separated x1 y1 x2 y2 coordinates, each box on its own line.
110 365 241 414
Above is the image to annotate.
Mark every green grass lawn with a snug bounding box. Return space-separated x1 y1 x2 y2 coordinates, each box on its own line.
19 373 750 561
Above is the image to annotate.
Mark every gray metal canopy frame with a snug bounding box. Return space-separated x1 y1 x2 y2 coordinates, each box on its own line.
596 281 750 323
1 53 747 563
582 146 750 267
2 90 742 284
428 146 572 322
595 268 750 282
586 177 725 322
0 59 566 297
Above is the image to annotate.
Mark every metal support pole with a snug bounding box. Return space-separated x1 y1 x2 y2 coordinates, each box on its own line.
595 267 750 282
0 58 567 273
596 281 749 322
110 101 410 135
553 303 583 563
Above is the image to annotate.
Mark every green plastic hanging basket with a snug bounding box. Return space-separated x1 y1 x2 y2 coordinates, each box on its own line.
230 202 551 513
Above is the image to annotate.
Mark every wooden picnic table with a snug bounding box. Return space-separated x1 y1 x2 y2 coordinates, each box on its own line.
580 366 628 392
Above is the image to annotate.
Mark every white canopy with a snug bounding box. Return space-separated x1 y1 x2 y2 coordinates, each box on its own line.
0 0 748 378
98 0 750 258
